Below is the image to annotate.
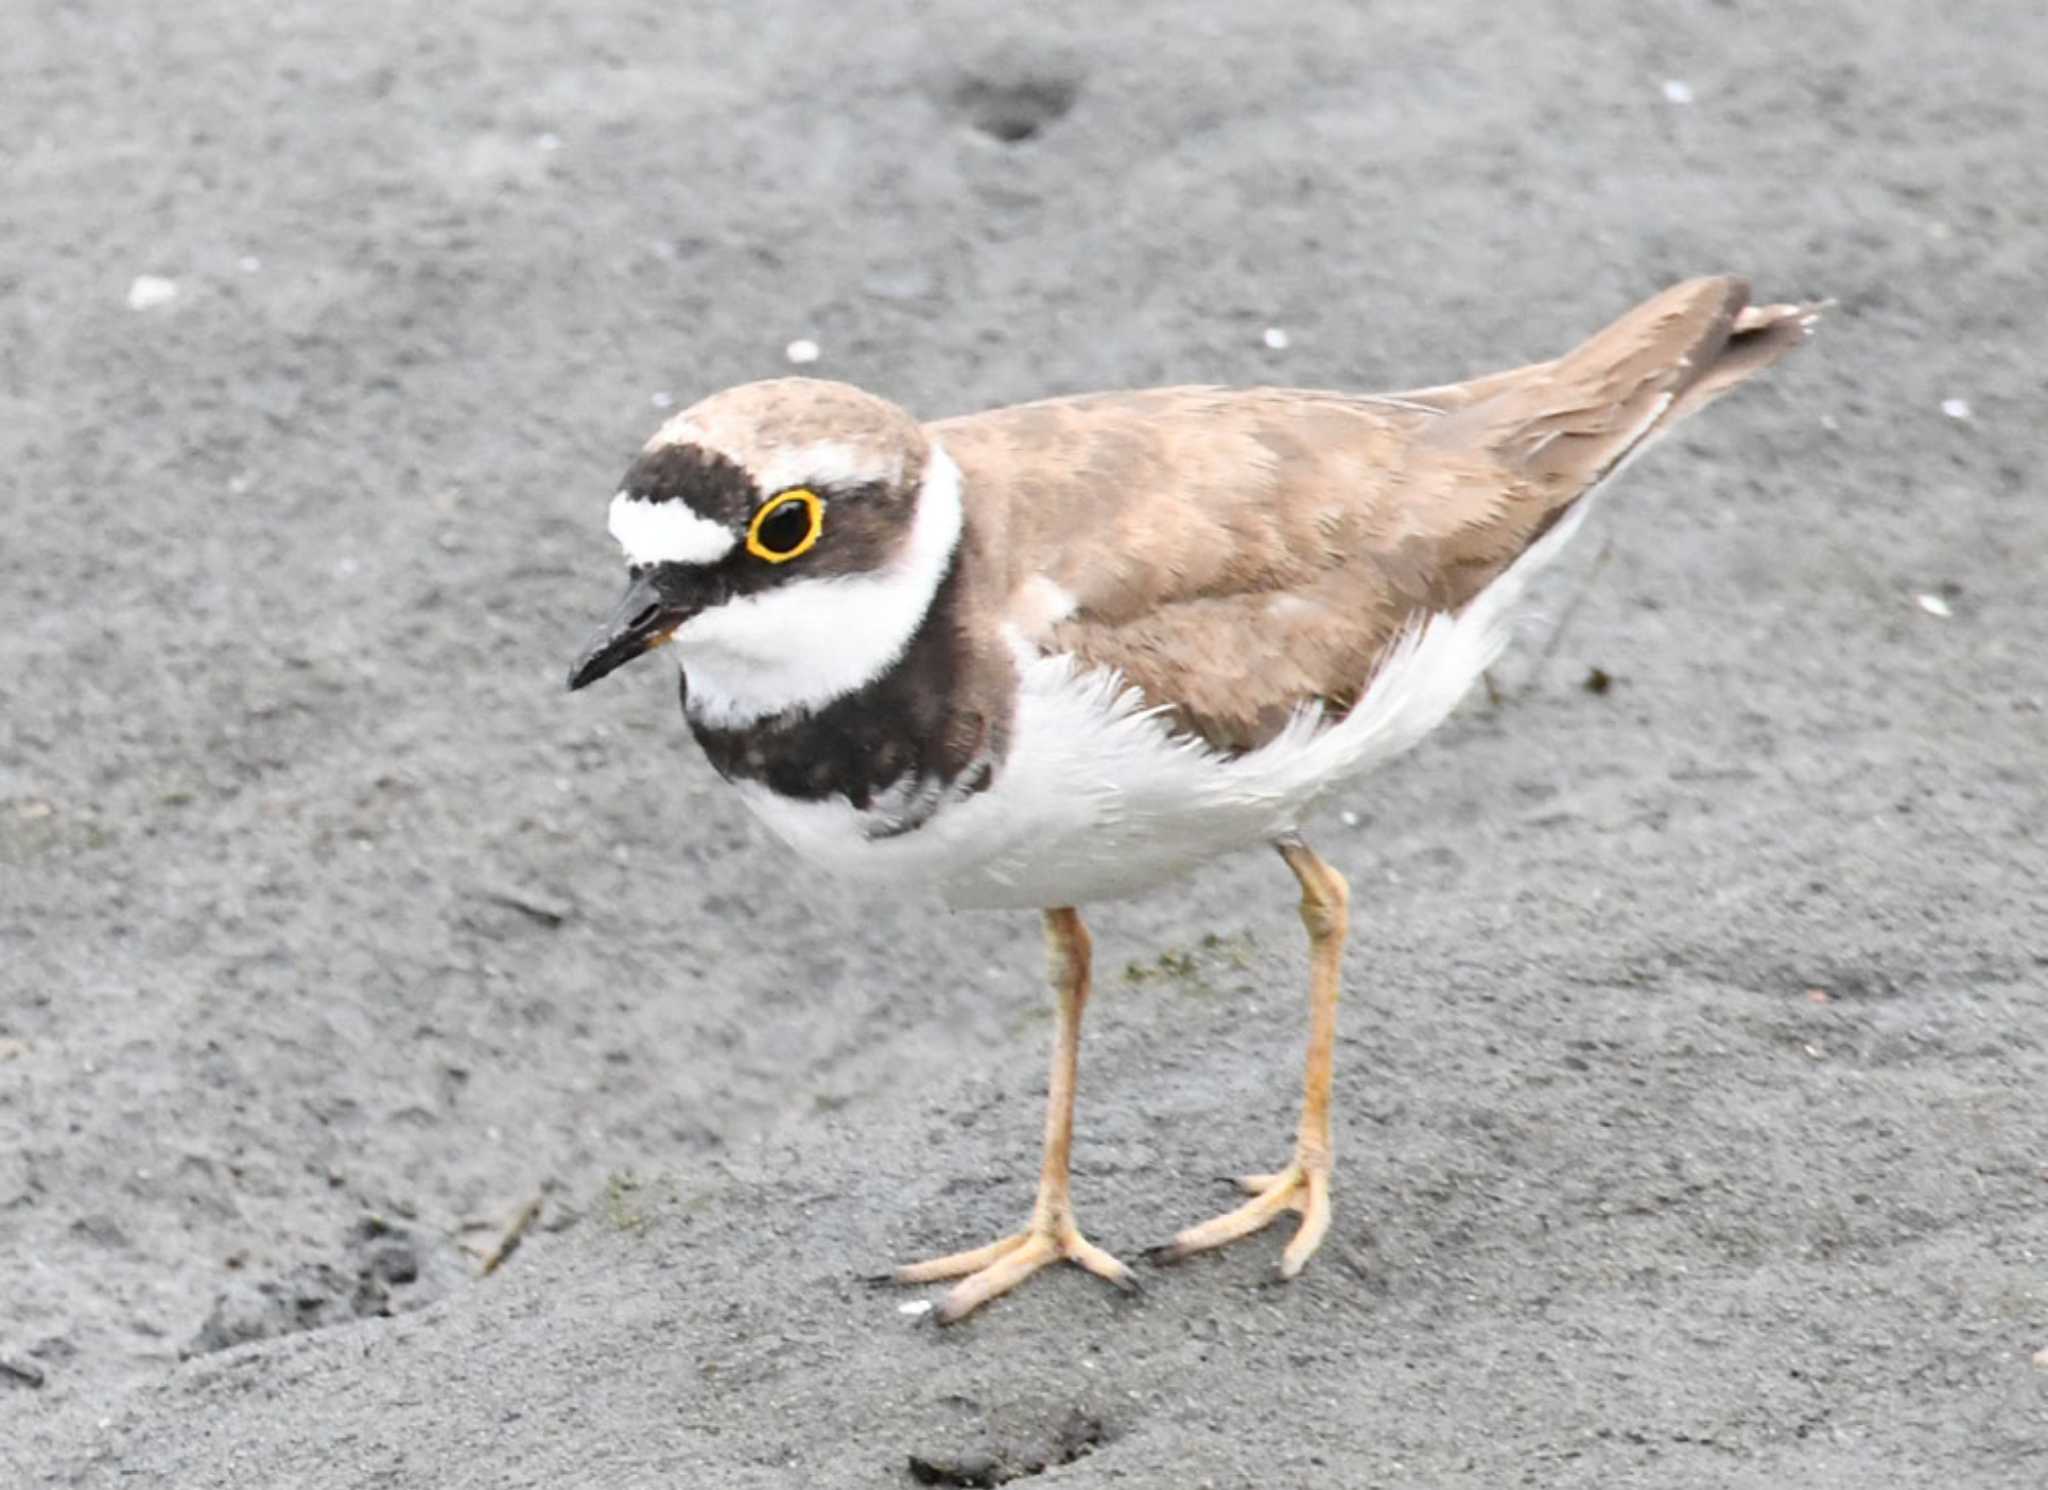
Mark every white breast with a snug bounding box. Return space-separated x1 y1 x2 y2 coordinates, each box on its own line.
729 492 1596 910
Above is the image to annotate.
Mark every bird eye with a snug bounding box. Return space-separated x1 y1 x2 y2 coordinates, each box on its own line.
746 488 823 563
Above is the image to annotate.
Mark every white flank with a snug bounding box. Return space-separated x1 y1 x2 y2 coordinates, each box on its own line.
675 441 964 727
738 490 1602 910
608 492 736 567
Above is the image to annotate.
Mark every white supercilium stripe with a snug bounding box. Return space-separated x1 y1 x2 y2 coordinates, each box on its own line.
756 439 904 496
641 419 904 496
608 492 737 566
672 440 964 728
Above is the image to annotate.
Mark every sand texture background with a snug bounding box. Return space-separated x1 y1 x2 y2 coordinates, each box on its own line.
3 1 2044 1485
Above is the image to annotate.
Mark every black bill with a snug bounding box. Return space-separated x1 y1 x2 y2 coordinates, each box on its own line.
566 570 688 691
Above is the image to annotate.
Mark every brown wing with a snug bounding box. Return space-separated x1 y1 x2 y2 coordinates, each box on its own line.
934 276 1818 753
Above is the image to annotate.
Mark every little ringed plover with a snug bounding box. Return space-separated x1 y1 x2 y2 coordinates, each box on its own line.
569 275 1821 1323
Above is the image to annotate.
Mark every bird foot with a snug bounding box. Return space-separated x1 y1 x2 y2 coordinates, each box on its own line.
893 1217 1138 1324
1148 1156 1331 1279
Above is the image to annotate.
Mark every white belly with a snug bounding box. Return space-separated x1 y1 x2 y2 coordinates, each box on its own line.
729 494 1589 909
733 647 1307 910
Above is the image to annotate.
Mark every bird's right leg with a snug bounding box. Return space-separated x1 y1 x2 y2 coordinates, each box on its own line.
891 906 1138 1324
1150 835 1348 1278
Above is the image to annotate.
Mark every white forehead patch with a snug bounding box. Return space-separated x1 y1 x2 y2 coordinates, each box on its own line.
607 492 736 567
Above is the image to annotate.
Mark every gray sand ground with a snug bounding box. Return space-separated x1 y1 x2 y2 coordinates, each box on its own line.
4 2 2045 1485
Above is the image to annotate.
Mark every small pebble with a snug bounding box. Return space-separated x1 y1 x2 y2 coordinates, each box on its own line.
1262 327 1290 351
237 255 262 274
126 275 178 311
1940 397 1972 421
650 390 673 409
1915 593 1952 619
785 338 821 365
898 1299 932 1317
1339 810 1360 828
1661 79 1695 106
0 1354 50 1389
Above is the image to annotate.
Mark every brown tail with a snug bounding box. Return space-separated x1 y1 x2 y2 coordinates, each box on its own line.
1406 276 1822 495
1660 292 1826 428
1496 275 1822 488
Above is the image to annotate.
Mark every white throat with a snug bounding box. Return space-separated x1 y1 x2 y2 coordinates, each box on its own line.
672 440 964 728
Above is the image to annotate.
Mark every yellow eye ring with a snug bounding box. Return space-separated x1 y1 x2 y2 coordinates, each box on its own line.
745 488 824 563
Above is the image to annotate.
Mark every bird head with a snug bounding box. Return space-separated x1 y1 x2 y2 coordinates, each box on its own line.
567 378 960 727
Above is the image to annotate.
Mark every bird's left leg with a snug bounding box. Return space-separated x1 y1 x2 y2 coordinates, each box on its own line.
1151 835 1347 1279
891 906 1137 1323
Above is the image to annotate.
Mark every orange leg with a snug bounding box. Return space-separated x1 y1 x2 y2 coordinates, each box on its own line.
1152 836 1348 1278
893 907 1137 1323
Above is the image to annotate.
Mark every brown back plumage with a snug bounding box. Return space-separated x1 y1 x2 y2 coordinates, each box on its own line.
935 276 1819 752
